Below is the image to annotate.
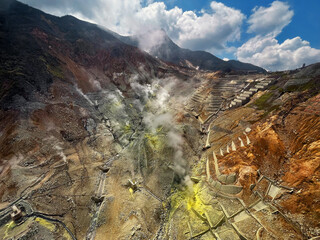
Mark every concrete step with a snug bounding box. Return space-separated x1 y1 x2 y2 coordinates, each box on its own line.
207 103 221 107
208 103 223 106
255 83 268 88
236 96 248 101
240 93 251 98
255 85 265 89
191 100 201 105
208 102 222 105
208 105 222 108
192 94 202 98
261 79 271 83
230 102 237 107
191 97 203 102
213 87 235 90
208 102 221 105
261 81 270 86
207 105 220 109
207 102 222 106
206 108 219 112
209 99 223 102
192 97 202 101
209 100 223 103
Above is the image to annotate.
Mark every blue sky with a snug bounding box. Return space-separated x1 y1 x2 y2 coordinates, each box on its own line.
21 0 320 71
163 0 320 48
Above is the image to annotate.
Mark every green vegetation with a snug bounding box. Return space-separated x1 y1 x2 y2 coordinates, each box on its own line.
251 91 281 118
254 92 274 110
46 64 64 79
285 80 315 92
0 66 25 76
262 105 280 118
7 67 22 74
39 56 46 62
268 85 278 90
39 55 64 79
280 73 290 80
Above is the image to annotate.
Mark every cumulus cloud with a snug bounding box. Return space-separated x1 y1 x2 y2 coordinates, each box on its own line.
21 0 244 53
237 1 320 71
122 1 244 52
248 1 293 36
169 1 245 50
237 36 320 71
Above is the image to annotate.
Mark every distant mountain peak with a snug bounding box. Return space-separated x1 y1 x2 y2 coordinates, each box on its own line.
107 28 266 73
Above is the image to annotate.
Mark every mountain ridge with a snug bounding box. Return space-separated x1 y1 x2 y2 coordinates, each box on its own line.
106 29 266 73
4 0 265 74
0 0 175 110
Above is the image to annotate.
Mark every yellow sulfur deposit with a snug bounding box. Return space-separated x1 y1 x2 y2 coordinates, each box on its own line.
35 217 56 232
4 221 16 239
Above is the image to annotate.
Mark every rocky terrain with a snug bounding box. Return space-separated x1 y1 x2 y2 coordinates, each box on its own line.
165 65 320 239
0 1 320 240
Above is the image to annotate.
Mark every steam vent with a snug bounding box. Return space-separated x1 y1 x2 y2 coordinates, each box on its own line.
1 0 320 239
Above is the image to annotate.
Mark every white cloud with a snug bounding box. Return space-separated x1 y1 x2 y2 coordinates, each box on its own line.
135 29 167 52
237 1 320 71
21 0 244 53
237 36 320 71
174 2 245 50
115 1 245 52
280 37 309 50
248 1 293 36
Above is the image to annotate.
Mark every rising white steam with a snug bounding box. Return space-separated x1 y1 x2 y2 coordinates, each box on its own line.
74 85 94 105
129 74 190 184
135 29 166 53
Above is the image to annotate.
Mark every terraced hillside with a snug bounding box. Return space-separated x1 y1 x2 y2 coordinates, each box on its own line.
165 64 320 239
0 1 320 239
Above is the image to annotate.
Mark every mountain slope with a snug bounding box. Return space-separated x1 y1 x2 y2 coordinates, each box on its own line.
0 0 168 111
0 2 195 238
108 29 266 73
149 32 266 72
